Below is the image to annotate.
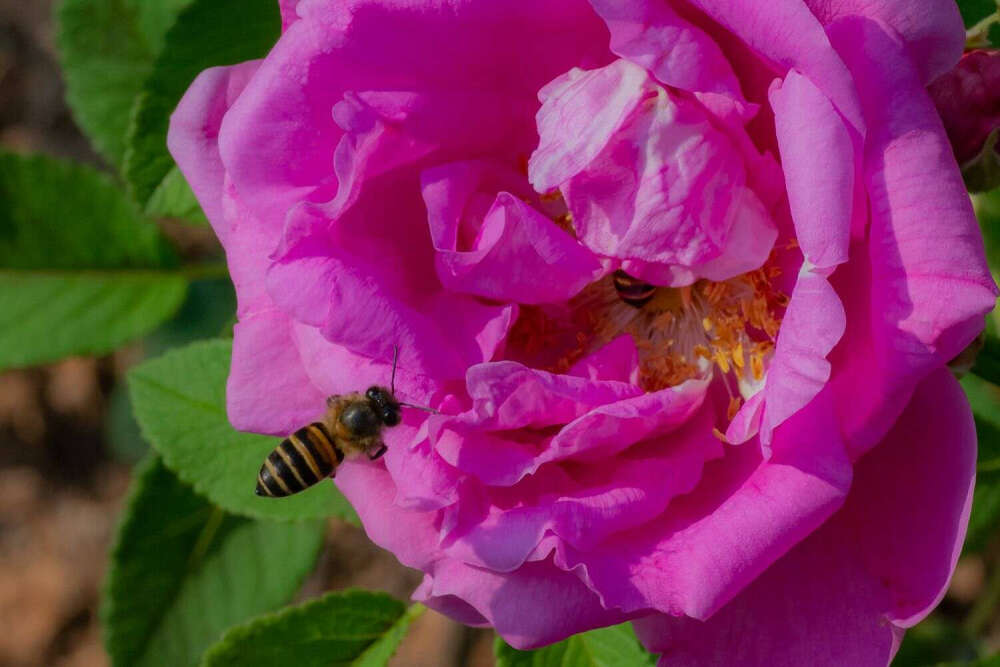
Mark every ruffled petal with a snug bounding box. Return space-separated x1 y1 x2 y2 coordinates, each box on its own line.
634 368 975 666
587 0 747 109
423 161 602 303
557 389 851 618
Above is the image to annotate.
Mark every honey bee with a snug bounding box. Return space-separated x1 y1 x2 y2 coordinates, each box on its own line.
255 348 432 498
612 270 657 308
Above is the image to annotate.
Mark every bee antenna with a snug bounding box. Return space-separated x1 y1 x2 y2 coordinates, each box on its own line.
390 345 399 395
399 401 439 415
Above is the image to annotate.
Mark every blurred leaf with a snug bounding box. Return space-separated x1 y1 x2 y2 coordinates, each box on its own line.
893 614 981 667
200 593 422 667
146 166 209 224
989 20 1000 47
145 278 236 356
957 0 997 28
495 624 656 667
962 374 1000 551
974 188 1000 269
55 0 193 166
129 339 358 522
123 0 280 208
0 152 187 370
105 384 148 464
103 455 325 667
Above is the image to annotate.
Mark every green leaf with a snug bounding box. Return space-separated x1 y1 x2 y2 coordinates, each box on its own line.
892 613 981 666
200 593 423 667
146 166 209 224
55 0 194 166
129 339 358 522
0 152 187 369
102 455 325 667
494 624 656 667
123 0 280 208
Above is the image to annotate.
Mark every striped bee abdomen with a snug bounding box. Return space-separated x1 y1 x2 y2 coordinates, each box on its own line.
255 422 344 498
612 270 657 308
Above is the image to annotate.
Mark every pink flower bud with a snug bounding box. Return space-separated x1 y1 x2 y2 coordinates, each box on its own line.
930 49 1000 191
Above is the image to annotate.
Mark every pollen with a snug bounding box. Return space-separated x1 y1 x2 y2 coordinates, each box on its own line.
562 261 787 395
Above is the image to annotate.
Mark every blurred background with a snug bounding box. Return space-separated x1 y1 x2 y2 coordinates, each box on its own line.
1 1 998 666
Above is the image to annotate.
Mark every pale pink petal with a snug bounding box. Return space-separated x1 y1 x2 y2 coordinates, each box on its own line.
278 0 301 30
760 271 846 445
769 70 854 270
587 0 747 108
228 310 327 435
423 161 602 303
168 62 260 240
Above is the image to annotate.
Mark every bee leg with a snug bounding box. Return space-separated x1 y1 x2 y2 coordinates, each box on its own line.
367 443 387 461
326 395 339 408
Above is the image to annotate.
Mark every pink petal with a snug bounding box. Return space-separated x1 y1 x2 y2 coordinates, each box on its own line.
557 389 851 618
587 0 747 108
567 335 641 384
228 310 327 435
423 161 602 303
441 401 723 571
760 271 846 445
634 368 976 665
683 0 864 135
167 62 260 240
769 70 854 270
278 0 300 30
827 16 997 457
414 558 633 650
803 0 964 83
334 459 443 571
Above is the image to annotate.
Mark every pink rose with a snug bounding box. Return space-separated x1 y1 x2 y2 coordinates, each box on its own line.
169 1 997 664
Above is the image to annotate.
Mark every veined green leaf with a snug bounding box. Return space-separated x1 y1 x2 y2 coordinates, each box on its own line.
0 152 186 369
200 593 422 667
102 455 325 667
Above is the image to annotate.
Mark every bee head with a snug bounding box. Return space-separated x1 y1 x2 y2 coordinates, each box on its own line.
365 386 401 427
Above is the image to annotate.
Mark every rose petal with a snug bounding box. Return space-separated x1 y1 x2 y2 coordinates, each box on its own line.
228 310 327 435
423 161 602 303
556 388 851 618
769 70 854 270
683 0 864 135
760 270 846 445
803 0 964 83
827 16 997 457
634 368 976 665
587 0 748 110
414 558 633 650
168 62 260 239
